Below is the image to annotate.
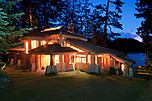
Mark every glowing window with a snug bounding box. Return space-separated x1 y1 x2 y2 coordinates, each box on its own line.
25 42 28 54
31 40 37 49
41 40 46 45
55 55 59 65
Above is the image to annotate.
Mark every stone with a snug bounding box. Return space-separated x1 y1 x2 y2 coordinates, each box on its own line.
45 66 51 75
54 66 59 74
95 64 99 74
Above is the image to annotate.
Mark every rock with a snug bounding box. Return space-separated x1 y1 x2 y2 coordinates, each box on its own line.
0 77 10 83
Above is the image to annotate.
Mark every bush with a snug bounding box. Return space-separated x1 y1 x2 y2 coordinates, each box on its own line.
0 60 5 68
109 67 117 75
45 72 57 76
0 70 7 78
118 69 123 75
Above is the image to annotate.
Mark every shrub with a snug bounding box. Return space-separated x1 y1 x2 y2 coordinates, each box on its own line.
118 69 123 75
0 60 5 68
45 72 57 76
0 70 7 78
109 67 117 75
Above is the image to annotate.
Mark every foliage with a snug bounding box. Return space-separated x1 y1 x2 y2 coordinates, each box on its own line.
0 0 32 57
109 67 117 75
0 60 5 67
118 68 123 75
45 72 57 76
135 0 152 49
0 70 7 78
147 45 152 67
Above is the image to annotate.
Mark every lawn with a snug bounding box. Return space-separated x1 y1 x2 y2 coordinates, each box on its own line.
0 67 152 101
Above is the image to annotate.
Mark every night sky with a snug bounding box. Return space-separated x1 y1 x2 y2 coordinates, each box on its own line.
90 0 143 42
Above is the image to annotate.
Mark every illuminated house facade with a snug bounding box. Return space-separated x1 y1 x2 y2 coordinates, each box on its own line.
8 26 134 73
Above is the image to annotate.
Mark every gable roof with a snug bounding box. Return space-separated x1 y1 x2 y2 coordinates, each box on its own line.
29 43 78 55
21 27 86 40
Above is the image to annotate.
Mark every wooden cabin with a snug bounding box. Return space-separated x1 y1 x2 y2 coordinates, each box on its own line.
7 26 134 73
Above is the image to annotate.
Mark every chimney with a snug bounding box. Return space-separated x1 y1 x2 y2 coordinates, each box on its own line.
68 23 74 33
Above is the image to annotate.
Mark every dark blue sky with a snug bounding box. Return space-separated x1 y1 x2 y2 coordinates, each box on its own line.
90 0 143 42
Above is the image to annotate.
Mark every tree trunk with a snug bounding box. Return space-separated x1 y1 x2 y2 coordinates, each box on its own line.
44 0 48 28
103 0 109 47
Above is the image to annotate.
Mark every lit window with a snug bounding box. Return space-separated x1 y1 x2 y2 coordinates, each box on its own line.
25 42 28 54
31 40 37 49
55 55 59 65
41 40 46 45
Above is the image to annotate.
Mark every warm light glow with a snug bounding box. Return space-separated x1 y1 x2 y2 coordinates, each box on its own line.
55 55 59 65
121 64 125 72
25 42 28 54
67 43 70 47
70 46 84 52
41 26 62 32
76 55 86 57
98 55 103 57
48 41 53 44
95 55 97 64
41 55 50 67
41 40 46 45
88 55 91 64
31 40 37 49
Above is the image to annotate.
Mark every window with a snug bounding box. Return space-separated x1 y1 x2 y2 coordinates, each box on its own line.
31 40 38 49
41 40 46 45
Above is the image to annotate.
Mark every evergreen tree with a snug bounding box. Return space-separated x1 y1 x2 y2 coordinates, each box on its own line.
95 0 124 47
0 0 32 58
135 0 152 67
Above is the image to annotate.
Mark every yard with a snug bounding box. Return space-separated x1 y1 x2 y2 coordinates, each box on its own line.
0 67 152 101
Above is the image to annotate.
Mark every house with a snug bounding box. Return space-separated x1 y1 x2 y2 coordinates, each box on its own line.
7 26 134 74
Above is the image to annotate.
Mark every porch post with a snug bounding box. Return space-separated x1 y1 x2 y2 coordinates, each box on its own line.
114 59 116 67
119 62 121 69
86 54 88 71
59 55 63 70
92 55 95 70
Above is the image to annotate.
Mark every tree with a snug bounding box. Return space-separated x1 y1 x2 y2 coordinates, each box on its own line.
0 0 32 58
95 0 124 47
135 0 152 67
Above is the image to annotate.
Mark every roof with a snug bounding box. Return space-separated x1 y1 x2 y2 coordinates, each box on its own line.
29 43 78 55
7 46 25 52
21 27 86 40
66 38 127 56
66 39 135 65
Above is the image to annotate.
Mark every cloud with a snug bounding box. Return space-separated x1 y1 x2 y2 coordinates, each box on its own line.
120 32 143 42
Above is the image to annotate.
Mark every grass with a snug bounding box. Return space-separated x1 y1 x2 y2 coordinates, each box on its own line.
0 66 152 101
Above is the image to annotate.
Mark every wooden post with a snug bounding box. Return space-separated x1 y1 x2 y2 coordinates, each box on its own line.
119 62 121 69
86 55 88 71
92 55 95 70
114 59 116 67
59 55 63 70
